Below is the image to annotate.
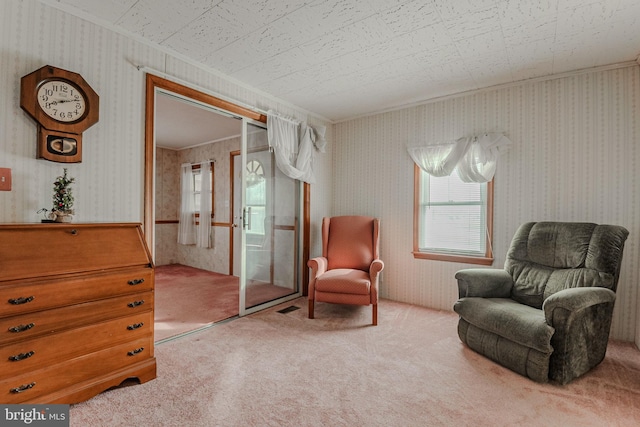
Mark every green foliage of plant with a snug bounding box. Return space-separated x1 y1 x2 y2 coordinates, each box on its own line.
53 168 75 214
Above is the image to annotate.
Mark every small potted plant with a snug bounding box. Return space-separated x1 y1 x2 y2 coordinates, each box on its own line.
51 168 75 222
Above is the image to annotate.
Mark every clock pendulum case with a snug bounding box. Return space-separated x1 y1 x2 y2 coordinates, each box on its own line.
20 65 99 163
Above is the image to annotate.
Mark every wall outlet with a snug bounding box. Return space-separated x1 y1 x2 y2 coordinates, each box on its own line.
0 168 12 191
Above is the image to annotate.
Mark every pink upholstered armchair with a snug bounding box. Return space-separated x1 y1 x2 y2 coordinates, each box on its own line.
307 216 384 325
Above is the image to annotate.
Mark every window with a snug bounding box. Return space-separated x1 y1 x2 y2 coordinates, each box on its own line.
192 162 214 223
413 164 493 265
246 160 266 236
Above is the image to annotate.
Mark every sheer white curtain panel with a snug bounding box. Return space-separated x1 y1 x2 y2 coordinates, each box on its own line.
178 163 196 245
196 161 212 248
267 111 326 184
456 133 511 183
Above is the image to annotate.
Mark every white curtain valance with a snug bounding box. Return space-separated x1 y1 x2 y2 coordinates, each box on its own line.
267 111 326 184
407 133 511 183
406 140 470 178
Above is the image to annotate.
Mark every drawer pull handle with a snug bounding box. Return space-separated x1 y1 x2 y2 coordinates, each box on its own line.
127 278 145 286
10 382 36 394
9 323 35 333
9 351 35 362
127 322 144 330
127 300 145 308
69 229 78 235
8 296 35 305
127 347 144 356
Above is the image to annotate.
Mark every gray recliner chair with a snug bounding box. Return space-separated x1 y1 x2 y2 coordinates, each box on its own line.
454 222 629 384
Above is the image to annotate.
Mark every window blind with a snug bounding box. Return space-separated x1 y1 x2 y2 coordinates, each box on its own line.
419 170 487 255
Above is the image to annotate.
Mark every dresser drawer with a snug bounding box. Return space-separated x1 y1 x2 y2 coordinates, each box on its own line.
0 268 153 317
0 336 153 404
1 311 153 377
0 291 153 345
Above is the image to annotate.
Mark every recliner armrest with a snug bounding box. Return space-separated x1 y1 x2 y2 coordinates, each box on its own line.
455 269 513 298
542 287 616 326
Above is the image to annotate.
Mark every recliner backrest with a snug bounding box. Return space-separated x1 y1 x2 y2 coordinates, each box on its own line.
504 222 629 308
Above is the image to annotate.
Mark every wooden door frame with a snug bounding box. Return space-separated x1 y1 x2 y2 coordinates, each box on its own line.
143 74 310 294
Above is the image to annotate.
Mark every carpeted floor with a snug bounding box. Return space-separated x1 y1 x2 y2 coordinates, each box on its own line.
154 264 239 341
155 264 296 341
71 297 640 426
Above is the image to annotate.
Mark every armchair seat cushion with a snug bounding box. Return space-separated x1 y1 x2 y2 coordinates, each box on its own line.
454 298 554 353
315 269 371 295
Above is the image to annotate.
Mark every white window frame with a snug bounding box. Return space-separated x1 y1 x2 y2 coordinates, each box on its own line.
245 159 266 236
191 162 214 224
413 164 494 265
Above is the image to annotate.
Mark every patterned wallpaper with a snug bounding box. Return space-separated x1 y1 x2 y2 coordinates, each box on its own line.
154 148 179 266
334 65 640 343
155 137 240 273
0 0 332 254
1 1 161 223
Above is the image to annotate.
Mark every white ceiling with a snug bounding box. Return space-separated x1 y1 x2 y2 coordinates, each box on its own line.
155 93 241 150
46 0 640 123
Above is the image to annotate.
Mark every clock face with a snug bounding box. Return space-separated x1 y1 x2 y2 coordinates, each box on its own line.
37 79 87 123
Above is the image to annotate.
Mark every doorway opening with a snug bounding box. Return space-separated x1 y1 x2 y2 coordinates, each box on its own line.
144 74 310 342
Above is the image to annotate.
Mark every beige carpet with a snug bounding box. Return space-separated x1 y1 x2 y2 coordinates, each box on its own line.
71 298 640 426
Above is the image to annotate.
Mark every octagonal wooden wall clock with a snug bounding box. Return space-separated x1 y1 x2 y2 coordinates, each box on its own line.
20 65 99 163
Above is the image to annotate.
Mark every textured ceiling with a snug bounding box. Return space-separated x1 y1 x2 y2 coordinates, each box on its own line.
45 0 640 122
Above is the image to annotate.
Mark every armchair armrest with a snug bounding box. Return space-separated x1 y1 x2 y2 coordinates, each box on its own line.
370 259 384 277
542 287 616 326
307 256 328 298
307 256 328 278
455 268 513 298
368 259 384 304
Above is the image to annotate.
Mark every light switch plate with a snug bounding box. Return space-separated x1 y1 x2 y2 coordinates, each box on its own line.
0 168 12 191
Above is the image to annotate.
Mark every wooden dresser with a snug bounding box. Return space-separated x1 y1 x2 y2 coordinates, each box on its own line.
0 223 156 404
